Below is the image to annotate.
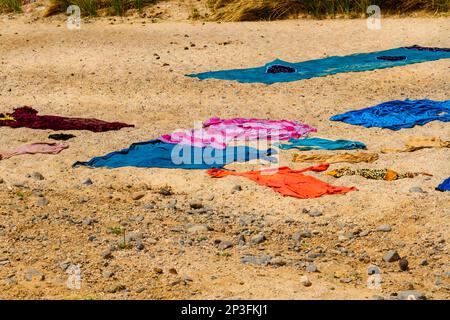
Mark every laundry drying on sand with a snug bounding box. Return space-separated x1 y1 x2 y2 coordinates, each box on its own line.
381 136 450 153
160 117 316 149
48 133 77 141
0 106 134 132
0 143 68 160
74 139 277 169
187 46 450 84
278 137 366 151
330 99 450 130
326 167 432 181
436 177 450 192
207 164 356 199
292 152 378 164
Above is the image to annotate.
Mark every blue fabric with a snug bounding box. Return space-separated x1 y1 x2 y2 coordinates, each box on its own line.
186 47 450 84
330 99 450 131
277 137 366 151
73 139 277 169
436 177 450 192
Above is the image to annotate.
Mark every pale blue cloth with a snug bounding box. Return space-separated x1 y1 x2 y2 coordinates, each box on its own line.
277 137 366 151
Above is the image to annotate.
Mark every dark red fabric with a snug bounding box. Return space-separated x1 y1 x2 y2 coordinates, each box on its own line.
0 106 134 132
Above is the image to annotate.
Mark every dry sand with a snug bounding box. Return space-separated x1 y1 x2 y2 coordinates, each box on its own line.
0 14 449 299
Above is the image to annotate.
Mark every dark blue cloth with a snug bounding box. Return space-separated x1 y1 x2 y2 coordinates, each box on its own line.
73 139 277 169
436 177 450 192
330 99 450 130
277 137 366 151
186 46 450 84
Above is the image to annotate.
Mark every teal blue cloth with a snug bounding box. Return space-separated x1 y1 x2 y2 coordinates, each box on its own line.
277 137 366 151
436 177 450 192
330 99 450 130
186 46 450 84
73 139 277 169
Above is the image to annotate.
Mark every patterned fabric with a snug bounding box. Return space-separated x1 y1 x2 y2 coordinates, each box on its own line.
292 152 378 164
0 106 134 132
208 164 356 199
0 143 68 160
326 167 432 181
278 137 366 151
160 117 316 149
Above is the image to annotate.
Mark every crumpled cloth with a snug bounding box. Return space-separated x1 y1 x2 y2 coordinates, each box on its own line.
0 106 134 132
326 167 432 181
207 164 356 199
292 152 378 164
381 136 450 153
74 139 277 169
436 177 450 192
160 117 316 149
278 137 366 151
0 143 68 160
330 99 450 130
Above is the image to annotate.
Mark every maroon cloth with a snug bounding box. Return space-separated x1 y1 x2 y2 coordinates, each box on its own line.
0 106 134 132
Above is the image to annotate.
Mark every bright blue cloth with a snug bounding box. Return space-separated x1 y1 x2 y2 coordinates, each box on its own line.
277 137 366 151
330 99 450 130
436 177 450 192
186 47 450 84
73 139 277 169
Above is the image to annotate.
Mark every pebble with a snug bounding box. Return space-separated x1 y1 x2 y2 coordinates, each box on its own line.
377 224 392 232
398 290 426 300
231 185 242 193
270 257 286 266
132 192 145 201
305 263 318 273
383 250 400 262
306 210 322 217
25 268 44 281
292 231 312 241
218 241 233 250
399 258 409 271
189 202 203 209
4 274 17 285
186 224 209 233
101 249 113 259
82 178 93 186
250 233 266 245
419 259 428 266
143 203 155 210
102 271 114 278
136 241 145 251
240 254 272 266
300 275 312 287
165 199 177 209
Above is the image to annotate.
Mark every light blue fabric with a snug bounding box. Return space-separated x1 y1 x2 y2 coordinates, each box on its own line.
277 137 367 151
330 99 450 130
73 139 277 169
186 47 450 84
436 177 450 192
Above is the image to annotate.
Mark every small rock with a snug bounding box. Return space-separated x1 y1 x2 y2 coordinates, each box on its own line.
135 287 146 293
143 203 155 210
168 268 177 275
189 202 203 209
306 263 318 273
292 231 312 241
101 249 113 260
306 210 322 217
383 250 400 262
399 258 409 271
153 267 163 274
132 192 145 201
398 290 426 300
377 225 392 232
251 233 266 245
136 242 145 251
300 275 312 287
340 278 352 284
240 254 272 266
218 241 233 250
270 257 286 267
186 224 209 233
36 198 49 206
102 271 114 278
82 178 93 186
419 259 428 266
0 257 9 266
4 274 17 285
25 268 44 281
165 199 177 209
231 185 242 193
409 187 425 193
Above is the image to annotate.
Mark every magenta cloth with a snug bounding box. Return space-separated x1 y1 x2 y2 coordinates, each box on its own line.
0 143 68 160
0 106 134 132
160 117 316 149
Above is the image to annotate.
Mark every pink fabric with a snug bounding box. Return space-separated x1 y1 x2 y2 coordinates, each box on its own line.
0 143 68 160
160 117 316 149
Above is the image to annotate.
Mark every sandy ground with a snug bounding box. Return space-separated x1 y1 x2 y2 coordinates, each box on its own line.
0 14 449 300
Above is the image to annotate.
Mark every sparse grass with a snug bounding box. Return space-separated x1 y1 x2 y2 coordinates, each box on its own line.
109 226 123 235
0 0 22 13
206 0 450 21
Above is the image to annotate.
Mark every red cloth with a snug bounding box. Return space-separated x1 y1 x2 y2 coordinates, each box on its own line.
0 143 68 160
0 106 134 132
208 164 356 199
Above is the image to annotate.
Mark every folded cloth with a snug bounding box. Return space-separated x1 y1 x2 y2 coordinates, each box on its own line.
207 164 356 199
74 139 277 169
330 99 450 130
292 152 378 164
278 137 366 151
48 133 77 141
160 117 316 149
326 167 432 181
0 143 68 160
436 177 450 192
381 136 450 153
187 46 450 84
0 106 134 132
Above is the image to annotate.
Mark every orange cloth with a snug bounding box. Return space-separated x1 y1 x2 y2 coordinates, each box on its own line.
207 164 356 199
